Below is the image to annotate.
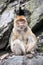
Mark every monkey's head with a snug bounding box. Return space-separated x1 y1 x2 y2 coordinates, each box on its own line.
14 16 28 31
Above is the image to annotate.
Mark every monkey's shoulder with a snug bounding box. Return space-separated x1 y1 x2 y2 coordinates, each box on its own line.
25 27 32 35
26 27 37 40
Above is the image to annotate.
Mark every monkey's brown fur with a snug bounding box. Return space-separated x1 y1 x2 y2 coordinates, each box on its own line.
9 16 37 55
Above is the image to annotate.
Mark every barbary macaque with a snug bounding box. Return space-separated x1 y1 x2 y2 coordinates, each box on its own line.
9 16 37 55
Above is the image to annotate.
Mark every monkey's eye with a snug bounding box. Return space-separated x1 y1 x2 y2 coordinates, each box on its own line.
18 20 25 23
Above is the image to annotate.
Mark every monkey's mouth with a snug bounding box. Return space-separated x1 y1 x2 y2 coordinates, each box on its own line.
19 22 24 26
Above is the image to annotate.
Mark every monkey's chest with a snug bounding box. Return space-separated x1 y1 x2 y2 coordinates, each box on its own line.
18 34 28 43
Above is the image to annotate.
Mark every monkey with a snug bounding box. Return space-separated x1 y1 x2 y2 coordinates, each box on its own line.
9 16 37 55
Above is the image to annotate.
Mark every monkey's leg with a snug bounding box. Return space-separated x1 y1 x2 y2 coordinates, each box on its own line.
10 39 26 55
26 43 36 54
26 36 37 54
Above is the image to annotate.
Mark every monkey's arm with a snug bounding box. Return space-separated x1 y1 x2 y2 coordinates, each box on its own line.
26 27 37 52
9 29 26 55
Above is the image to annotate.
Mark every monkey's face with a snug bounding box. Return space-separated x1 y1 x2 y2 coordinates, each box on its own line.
14 19 28 31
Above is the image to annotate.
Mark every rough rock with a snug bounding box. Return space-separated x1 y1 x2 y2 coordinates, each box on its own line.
0 54 43 65
37 33 43 52
37 33 43 44
0 8 15 49
0 60 3 65
25 0 43 12
0 0 15 4
29 4 43 29
8 1 18 9
0 2 7 13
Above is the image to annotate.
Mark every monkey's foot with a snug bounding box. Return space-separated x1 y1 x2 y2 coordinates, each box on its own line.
26 53 34 58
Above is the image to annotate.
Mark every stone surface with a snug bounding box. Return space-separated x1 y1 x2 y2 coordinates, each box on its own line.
29 4 43 29
0 54 43 65
37 33 43 52
0 8 15 49
0 0 15 4
0 2 7 13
